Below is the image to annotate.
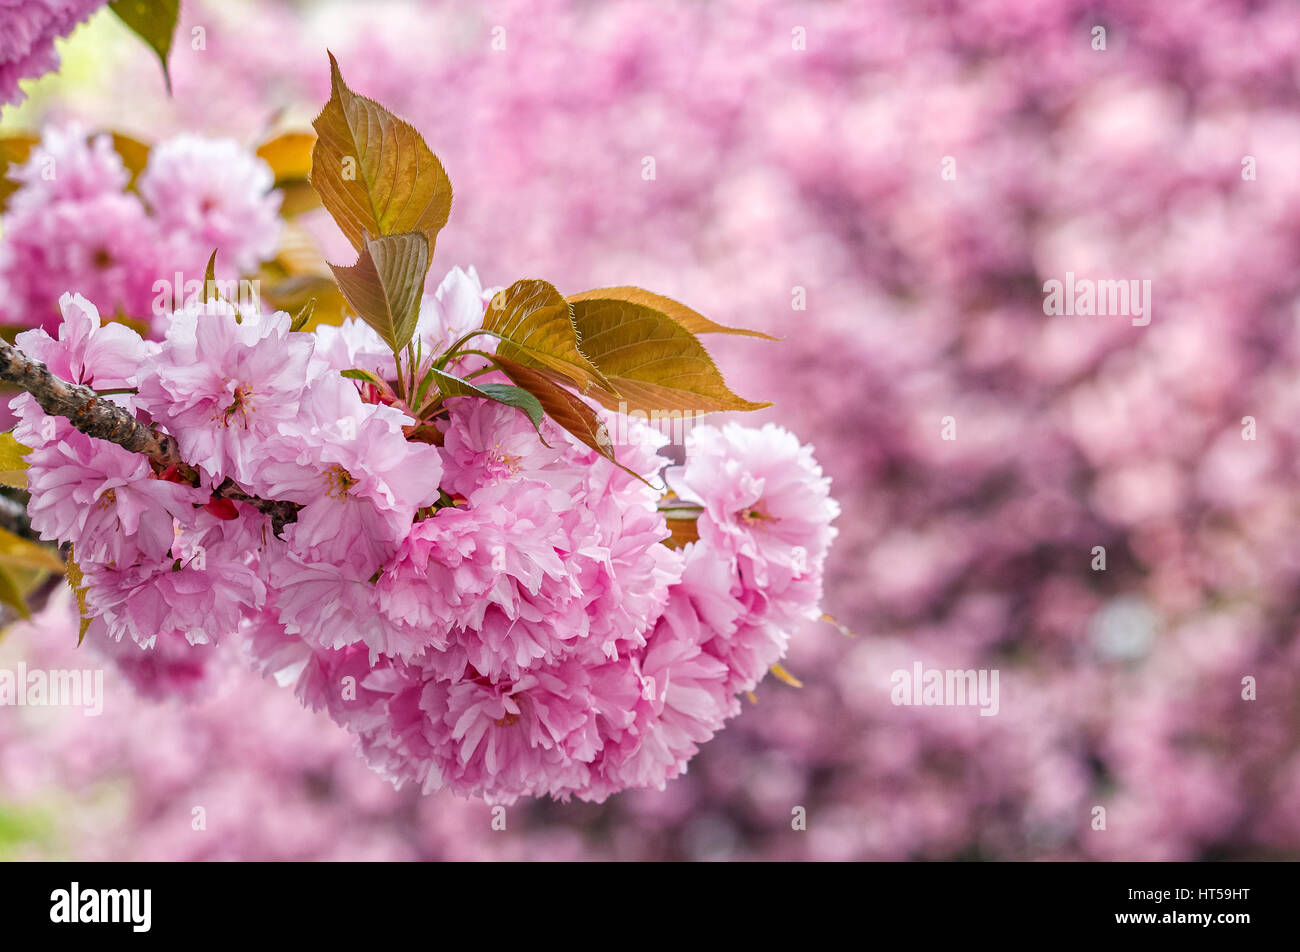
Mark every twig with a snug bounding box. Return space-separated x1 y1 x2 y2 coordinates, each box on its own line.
0 339 183 465
214 478 301 536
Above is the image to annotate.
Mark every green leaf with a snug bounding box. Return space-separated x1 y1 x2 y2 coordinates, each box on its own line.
329 232 429 354
411 360 439 410
108 0 180 94
419 366 486 400
0 432 31 489
488 354 615 463
483 280 612 393
422 367 546 436
567 287 778 340
310 52 453 256
567 297 770 414
340 368 384 386
475 385 546 431
0 527 64 574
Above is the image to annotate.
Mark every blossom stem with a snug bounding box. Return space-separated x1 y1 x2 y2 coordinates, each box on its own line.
213 479 301 536
436 330 501 369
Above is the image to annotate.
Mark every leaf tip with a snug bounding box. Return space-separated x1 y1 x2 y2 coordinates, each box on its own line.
326 50 347 96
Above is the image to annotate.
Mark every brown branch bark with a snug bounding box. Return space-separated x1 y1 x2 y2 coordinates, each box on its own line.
0 339 300 535
0 339 184 465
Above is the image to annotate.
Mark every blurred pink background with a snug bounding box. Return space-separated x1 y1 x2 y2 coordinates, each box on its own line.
4 0 1300 859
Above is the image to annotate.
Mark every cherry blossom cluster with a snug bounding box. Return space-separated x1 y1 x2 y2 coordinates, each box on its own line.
0 123 281 338
8 0 1300 860
11 269 838 803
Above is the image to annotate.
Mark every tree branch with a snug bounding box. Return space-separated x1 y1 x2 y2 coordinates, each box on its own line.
0 339 183 466
214 478 301 536
0 339 300 534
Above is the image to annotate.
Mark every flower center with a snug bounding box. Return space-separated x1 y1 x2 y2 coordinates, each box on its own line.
739 502 774 526
323 464 357 499
221 382 255 427
490 442 521 475
494 712 520 728
98 488 117 509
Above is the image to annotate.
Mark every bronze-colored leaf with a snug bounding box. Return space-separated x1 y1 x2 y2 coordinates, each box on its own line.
568 287 777 340
257 132 321 217
0 527 64 574
0 432 31 489
663 517 700 549
66 546 92 646
310 53 452 256
109 132 151 190
489 354 614 462
0 567 31 621
257 131 316 184
204 249 220 302
278 180 325 218
259 273 347 331
269 221 330 277
289 299 316 332
568 298 770 413
0 133 38 213
329 232 429 353
484 280 611 393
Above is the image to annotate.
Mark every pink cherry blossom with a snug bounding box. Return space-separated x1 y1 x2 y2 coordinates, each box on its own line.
0 0 105 106
134 300 315 486
137 134 283 275
23 428 206 564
